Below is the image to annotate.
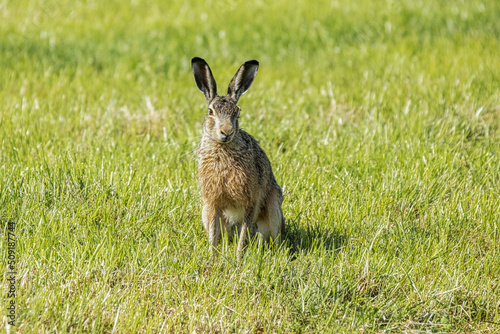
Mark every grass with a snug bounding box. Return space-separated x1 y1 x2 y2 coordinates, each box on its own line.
1 0 499 332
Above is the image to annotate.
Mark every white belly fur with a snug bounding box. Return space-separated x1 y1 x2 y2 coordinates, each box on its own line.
222 207 273 241
223 207 245 226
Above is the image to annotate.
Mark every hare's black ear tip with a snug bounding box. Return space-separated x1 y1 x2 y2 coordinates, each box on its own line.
192 57 206 65
246 60 259 66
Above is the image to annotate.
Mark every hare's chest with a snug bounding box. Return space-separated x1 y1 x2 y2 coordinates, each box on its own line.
198 153 254 205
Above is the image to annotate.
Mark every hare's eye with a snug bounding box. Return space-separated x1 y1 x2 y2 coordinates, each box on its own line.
208 108 214 115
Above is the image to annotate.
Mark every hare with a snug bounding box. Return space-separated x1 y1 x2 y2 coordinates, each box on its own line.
191 57 285 257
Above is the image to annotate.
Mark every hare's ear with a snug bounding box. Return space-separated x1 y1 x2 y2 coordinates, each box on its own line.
192 57 217 103
227 60 259 103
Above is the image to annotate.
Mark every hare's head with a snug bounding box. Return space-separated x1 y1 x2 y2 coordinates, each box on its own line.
192 57 259 144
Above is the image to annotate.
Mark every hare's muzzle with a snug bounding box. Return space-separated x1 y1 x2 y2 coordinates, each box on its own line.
220 129 234 142
217 122 236 143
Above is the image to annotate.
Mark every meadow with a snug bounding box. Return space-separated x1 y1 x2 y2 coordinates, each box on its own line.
1 0 499 332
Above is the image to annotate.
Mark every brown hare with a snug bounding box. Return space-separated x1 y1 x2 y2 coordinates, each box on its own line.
191 57 285 257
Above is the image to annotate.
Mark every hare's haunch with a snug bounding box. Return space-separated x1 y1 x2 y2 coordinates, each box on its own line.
192 57 285 257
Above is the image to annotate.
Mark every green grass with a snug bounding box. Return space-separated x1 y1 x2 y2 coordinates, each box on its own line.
1 0 500 332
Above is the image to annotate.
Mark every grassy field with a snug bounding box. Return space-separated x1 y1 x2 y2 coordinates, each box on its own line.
1 0 500 332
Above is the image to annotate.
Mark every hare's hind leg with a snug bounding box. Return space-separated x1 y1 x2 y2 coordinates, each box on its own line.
256 189 285 246
202 205 222 254
270 196 285 246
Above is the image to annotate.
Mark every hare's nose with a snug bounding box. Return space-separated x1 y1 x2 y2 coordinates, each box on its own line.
220 129 234 139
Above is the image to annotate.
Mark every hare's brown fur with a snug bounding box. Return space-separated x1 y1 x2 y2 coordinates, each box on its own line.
192 57 285 256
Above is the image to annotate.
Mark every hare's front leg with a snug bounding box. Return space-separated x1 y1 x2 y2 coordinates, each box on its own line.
237 207 257 258
202 205 221 254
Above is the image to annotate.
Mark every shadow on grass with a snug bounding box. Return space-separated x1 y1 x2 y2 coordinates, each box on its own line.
284 213 348 258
